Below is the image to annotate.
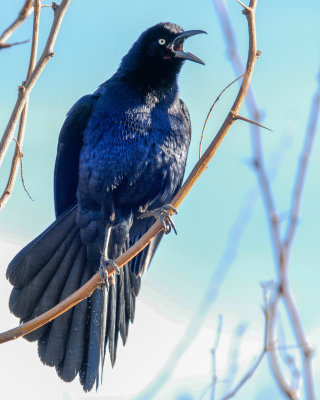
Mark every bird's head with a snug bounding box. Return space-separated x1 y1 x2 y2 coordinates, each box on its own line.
118 22 206 90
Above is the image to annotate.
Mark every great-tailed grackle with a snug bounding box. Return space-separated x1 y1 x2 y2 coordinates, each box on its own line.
6 22 205 391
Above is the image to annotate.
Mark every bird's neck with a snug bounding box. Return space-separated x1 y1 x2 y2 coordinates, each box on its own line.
116 61 181 95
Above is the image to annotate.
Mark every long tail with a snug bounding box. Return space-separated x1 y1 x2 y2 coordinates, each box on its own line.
6 206 143 391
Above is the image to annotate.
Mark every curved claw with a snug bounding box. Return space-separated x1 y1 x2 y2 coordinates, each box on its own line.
138 203 178 235
163 204 178 215
105 258 121 275
160 208 177 235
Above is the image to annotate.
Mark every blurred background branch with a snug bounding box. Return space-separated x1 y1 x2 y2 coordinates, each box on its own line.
213 0 320 398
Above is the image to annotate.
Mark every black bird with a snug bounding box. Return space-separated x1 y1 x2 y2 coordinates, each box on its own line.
6 22 205 391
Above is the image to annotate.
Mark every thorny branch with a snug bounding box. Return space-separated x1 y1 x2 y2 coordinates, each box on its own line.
0 0 260 344
136 105 289 399
0 0 72 209
213 0 319 398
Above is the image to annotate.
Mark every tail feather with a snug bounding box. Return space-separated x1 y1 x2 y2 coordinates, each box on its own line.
111 268 124 365
107 281 117 367
7 207 77 288
117 267 127 346
130 271 141 297
123 262 133 322
39 246 87 366
79 288 104 392
6 208 160 392
130 293 136 323
9 226 78 319
131 249 142 277
25 232 82 342
56 267 91 382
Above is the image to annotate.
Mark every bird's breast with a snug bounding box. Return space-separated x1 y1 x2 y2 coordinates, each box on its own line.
79 102 190 211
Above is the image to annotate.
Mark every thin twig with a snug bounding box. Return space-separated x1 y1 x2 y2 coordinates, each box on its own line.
0 39 30 50
199 74 244 159
0 0 41 208
220 282 271 400
0 0 33 46
0 0 260 345
11 138 33 201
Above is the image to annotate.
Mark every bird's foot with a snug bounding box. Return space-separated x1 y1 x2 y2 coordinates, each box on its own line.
138 204 178 234
99 258 120 289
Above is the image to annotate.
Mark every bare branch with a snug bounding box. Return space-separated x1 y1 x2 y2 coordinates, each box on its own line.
0 0 71 174
0 0 33 46
0 0 41 208
0 0 260 347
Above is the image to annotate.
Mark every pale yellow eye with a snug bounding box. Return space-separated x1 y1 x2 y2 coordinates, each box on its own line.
158 38 166 45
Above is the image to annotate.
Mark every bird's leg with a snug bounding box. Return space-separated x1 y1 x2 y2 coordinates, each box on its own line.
99 226 120 289
138 203 178 234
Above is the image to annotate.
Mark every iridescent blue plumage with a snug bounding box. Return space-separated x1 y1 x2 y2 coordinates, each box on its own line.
6 22 204 391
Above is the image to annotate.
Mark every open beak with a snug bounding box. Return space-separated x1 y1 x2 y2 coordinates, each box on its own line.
170 30 206 65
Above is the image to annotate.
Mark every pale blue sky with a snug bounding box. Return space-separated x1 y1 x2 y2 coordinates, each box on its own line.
0 1 320 399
